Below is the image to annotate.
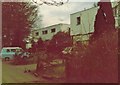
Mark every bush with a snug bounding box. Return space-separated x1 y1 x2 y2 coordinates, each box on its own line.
47 32 72 55
67 29 118 83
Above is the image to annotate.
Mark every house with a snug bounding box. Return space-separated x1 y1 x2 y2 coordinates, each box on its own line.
70 2 120 44
32 23 70 41
25 23 70 49
113 2 120 27
70 7 98 44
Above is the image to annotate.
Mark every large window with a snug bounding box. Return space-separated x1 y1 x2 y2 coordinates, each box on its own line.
42 30 48 34
77 16 81 25
51 28 56 33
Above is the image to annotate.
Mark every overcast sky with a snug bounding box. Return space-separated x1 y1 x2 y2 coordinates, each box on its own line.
38 2 95 27
35 0 118 28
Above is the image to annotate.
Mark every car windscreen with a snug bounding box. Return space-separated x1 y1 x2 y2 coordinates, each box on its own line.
11 49 16 52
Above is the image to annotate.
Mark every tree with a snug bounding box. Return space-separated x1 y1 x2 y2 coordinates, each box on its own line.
91 0 115 41
65 1 118 83
2 2 38 49
32 0 69 6
31 38 44 53
47 32 72 55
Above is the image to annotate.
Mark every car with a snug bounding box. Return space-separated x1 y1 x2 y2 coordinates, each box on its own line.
19 52 30 59
1 47 23 61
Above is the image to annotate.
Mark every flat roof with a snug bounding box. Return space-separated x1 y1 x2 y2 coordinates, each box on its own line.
70 6 98 15
32 23 70 32
70 2 119 15
2 47 22 49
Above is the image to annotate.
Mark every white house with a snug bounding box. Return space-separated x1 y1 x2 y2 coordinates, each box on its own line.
113 2 120 27
32 23 70 41
70 2 120 44
70 7 98 43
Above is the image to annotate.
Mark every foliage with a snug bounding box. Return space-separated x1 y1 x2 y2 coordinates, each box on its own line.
2 2 38 49
31 38 44 53
47 32 73 54
66 29 118 83
32 0 69 6
65 1 118 83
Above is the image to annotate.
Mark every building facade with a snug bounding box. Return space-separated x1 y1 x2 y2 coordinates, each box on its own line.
70 7 98 44
32 23 70 41
113 2 120 27
70 2 120 44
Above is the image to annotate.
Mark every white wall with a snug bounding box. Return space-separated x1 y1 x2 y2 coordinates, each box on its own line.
32 23 70 41
71 2 120 42
70 7 98 36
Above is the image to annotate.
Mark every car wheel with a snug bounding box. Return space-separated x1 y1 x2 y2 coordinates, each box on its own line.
5 57 10 61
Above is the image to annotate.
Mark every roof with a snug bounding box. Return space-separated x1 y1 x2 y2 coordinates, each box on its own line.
70 6 98 15
70 1 120 15
32 23 70 32
43 23 70 29
2 47 22 49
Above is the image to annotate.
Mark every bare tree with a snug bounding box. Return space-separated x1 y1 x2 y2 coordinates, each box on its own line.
32 0 69 6
2 2 38 49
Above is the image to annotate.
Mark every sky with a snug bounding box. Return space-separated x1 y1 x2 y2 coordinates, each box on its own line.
37 0 118 28
1 0 118 28
29 0 118 28
38 2 95 27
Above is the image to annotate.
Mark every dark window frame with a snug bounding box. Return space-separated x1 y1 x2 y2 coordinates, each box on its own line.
35 32 39 36
42 30 48 34
77 16 81 25
51 28 56 33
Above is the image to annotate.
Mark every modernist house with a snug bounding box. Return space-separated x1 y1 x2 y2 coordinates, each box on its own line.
32 23 70 41
70 7 98 44
25 23 70 48
70 2 120 44
113 2 120 27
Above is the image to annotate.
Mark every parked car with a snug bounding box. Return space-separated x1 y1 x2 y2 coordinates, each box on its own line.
18 51 30 59
0 47 23 61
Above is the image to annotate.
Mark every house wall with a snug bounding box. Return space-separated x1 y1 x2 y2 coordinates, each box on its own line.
70 7 98 43
118 3 120 27
113 2 120 27
71 2 120 43
70 7 98 36
32 23 70 41
61 24 70 32
40 24 61 41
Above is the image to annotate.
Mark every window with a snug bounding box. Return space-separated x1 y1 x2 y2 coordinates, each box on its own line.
77 16 81 25
35 32 39 36
42 30 48 34
11 49 16 52
6 49 10 52
51 28 56 33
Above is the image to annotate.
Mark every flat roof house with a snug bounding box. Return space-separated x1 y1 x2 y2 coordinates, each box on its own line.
32 23 70 41
70 2 120 44
113 2 120 27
